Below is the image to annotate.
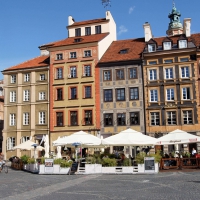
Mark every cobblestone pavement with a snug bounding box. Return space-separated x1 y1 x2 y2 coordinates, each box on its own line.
1 168 200 200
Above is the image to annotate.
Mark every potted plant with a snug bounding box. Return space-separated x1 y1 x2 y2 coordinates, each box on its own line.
27 158 36 171
101 157 117 173
135 152 146 173
122 158 133 173
20 155 30 170
60 160 73 174
53 158 62 173
85 155 102 174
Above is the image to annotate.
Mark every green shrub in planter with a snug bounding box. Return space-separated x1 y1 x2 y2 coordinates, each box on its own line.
149 150 162 163
60 160 73 168
122 158 132 166
102 157 117 167
135 152 146 164
20 155 30 164
27 158 36 164
53 158 62 165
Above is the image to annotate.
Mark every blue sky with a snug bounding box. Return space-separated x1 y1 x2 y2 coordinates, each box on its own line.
1 0 200 79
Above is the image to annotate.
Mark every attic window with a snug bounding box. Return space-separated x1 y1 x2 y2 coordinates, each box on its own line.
74 38 82 43
148 44 156 52
163 42 171 50
179 40 187 48
119 49 128 54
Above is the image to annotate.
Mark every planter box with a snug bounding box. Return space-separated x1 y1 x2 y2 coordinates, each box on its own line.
102 167 117 174
53 164 60 174
122 167 134 173
23 164 28 170
155 163 159 173
138 164 144 173
85 164 102 174
59 167 70 174
39 164 45 174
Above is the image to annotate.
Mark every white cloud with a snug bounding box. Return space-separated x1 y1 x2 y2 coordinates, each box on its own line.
129 6 135 14
118 25 128 35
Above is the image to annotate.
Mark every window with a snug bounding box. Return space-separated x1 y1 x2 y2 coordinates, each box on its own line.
24 74 30 82
149 69 157 80
130 112 139 125
116 69 124 80
103 70 111 81
84 65 91 76
119 49 128 54
179 40 187 48
148 61 157 65
10 113 16 126
10 91 16 102
56 68 63 79
23 90 30 101
74 38 81 43
95 25 101 34
150 112 160 126
117 113 126 125
148 44 156 52
56 53 63 60
85 27 91 35
130 87 139 100
39 112 45 124
163 42 171 50
40 74 45 81
183 110 193 124
165 68 173 79
70 52 77 58
84 50 91 57
75 28 81 37
116 88 125 101
21 136 30 143
150 90 158 102
70 111 78 126
104 114 113 126
166 88 174 101
85 86 91 98
57 88 63 100
85 110 92 125
180 57 189 62
182 87 190 100
7 137 15 150
167 111 176 125
181 66 189 78
129 68 137 79
11 75 16 83
39 92 46 100
164 59 173 63
70 67 77 78
23 112 29 125
56 112 63 126
104 89 112 102
71 87 77 99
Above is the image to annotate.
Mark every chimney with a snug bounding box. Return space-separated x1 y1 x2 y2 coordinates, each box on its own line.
68 16 74 26
143 22 152 42
183 18 191 37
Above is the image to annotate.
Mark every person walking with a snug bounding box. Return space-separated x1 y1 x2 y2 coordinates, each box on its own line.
192 148 197 156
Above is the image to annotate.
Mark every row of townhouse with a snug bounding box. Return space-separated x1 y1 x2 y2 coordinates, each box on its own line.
2 5 200 158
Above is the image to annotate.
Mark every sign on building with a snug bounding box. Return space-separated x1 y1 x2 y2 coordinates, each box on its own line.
44 159 54 173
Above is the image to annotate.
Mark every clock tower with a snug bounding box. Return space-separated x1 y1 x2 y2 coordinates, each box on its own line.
166 3 183 36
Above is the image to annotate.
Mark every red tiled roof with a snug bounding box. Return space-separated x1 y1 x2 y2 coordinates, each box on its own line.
191 33 200 46
68 18 108 27
99 38 146 63
3 55 49 72
40 33 109 48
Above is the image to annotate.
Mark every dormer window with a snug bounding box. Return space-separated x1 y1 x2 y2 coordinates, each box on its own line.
119 49 128 54
85 27 91 35
75 28 81 37
179 40 187 48
74 38 81 43
163 42 171 50
148 44 156 52
95 25 101 34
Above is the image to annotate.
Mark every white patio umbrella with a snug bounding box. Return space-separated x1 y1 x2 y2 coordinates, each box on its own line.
56 146 62 158
102 128 157 146
53 131 102 147
156 129 200 145
44 135 50 158
13 140 44 151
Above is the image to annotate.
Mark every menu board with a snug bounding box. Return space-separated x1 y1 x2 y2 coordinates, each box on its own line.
45 159 54 173
144 157 155 172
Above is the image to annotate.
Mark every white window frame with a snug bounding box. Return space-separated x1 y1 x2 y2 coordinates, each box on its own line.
21 136 30 143
167 111 177 125
163 42 171 50
166 88 175 101
181 66 190 78
150 112 160 126
39 112 45 124
7 137 15 150
11 75 16 83
10 91 16 102
84 50 91 57
56 53 63 60
23 90 30 101
70 67 77 78
148 44 156 52
56 68 63 79
23 112 29 125
182 87 190 100
70 52 77 59
10 113 16 126
149 69 157 80
183 110 193 125
179 40 187 48
150 90 158 102
24 74 30 82
39 92 46 100
40 74 45 81
84 65 91 76
165 68 174 79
